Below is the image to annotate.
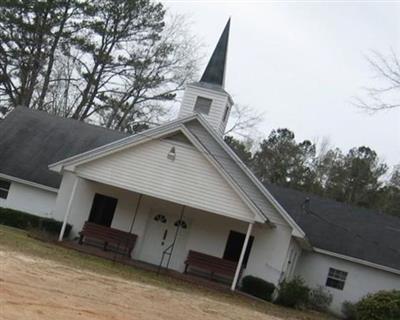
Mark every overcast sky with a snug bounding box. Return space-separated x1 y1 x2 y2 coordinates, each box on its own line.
163 1 400 167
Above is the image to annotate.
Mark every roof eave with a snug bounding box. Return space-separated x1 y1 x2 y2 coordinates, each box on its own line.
0 173 58 193
194 114 307 238
314 247 400 276
180 124 266 224
48 114 200 172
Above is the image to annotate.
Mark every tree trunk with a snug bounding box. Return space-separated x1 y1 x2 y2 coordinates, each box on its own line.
37 2 71 111
71 64 99 119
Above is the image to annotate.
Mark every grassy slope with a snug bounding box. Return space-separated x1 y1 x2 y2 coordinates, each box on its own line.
0 225 336 320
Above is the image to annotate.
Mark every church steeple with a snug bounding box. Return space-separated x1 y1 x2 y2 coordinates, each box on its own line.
200 18 230 88
178 19 234 135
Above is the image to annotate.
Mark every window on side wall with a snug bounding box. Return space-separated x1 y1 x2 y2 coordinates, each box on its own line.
0 179 11 199
222 104 230 122
194 96 212 115
326 267 347 290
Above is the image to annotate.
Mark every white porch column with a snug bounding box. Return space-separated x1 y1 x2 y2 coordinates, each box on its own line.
231 222 254 291
58 176 80 241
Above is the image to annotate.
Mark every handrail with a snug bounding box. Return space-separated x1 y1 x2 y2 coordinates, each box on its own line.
157 242 174 274
157 205 186 274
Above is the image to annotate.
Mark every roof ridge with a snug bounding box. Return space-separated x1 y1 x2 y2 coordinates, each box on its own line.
265 182 400 221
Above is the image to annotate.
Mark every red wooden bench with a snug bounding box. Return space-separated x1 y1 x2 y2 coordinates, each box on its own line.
184 250 239 280
79 221 137 256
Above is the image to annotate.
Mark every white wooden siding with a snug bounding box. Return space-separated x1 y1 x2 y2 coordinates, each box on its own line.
178 84 230 134
295 251 400 315
282 239 302 281
0 180 56 217
185 120 286 226
76 139 256 222
54 176 293 285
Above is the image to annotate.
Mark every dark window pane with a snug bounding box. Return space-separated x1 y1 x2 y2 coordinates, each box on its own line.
0 180 10 190
328 268 348 281
223 230 254 268
154 214 167 223
0 189 8 199
174 219 187 229
194 96 212 115
326 277 345 290
223 105 229 122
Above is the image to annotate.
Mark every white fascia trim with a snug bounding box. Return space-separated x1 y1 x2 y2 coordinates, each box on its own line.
194 115 306 238
180 126 264 224
0 173 58 193
49 114 199 172
314 247 400 276
77 171 256 223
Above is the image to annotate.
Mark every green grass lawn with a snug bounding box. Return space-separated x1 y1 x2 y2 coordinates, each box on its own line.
0 225 336 320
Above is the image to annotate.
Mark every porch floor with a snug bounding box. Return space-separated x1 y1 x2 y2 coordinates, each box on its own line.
59 239 235 294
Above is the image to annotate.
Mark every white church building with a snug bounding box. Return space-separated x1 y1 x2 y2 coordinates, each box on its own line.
0 20 399 316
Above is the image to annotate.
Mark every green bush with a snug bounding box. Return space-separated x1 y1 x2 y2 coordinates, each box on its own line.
342 301 358 320
241 275 275 301
0 207 71 238
308 285 333 312
276 277 310 308
356 290 400 320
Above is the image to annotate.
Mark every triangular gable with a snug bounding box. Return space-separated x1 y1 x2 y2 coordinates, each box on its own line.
164 132 192 145
182 121 284 225
183 117 306 238
49 115 306 236
49 114 198 172
75 131 260 222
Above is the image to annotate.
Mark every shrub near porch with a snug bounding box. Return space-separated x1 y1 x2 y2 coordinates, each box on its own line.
241 275 275 301
0 207 72 237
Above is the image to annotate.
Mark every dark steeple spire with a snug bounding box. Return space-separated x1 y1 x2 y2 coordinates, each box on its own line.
200 19 230 88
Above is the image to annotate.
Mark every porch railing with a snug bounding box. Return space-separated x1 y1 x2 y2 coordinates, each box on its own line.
157 205 186 274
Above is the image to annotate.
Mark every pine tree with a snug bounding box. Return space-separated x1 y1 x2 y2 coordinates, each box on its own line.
0 0 78 109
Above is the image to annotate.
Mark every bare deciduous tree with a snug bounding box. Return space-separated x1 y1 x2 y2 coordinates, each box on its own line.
37 52 81 117
0 0 79 110
354 49 400 113
225 104 264 137
0 1 200 133
98 13 200 132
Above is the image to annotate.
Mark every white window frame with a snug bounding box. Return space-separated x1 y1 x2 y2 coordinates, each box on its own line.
0 179 11 199
326 267 347 290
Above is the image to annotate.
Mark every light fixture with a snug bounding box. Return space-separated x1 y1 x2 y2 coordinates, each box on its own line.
167 146 176 161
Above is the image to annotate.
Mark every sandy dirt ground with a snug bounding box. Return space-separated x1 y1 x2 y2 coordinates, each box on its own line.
0 250 285 320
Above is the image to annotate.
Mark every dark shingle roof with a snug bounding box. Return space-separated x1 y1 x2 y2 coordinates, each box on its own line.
0 108 127 189
2 108 399 272
266 183 400 271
